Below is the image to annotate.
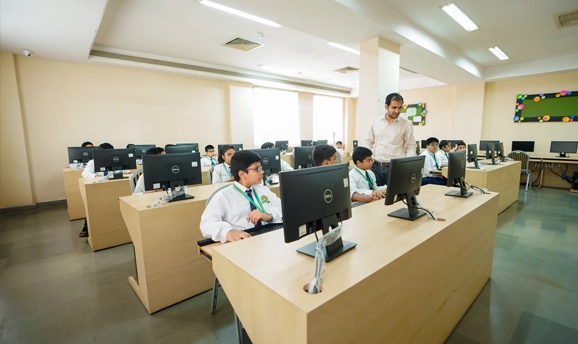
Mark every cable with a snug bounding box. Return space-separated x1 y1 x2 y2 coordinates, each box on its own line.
464 181 488 194
401 198 435 219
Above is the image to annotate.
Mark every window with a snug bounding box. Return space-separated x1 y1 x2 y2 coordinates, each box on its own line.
313 95 343 143
253 87 300 147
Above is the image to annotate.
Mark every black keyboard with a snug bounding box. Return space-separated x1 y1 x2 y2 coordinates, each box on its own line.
245 223 284 236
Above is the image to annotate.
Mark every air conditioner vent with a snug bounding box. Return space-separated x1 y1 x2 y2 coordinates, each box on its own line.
222 37 263 51
554 9 578 29
333 66 359 74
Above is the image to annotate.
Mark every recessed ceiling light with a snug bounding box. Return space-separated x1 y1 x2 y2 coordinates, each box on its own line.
439 2 478 31
198 0 281 28
488 46 509 60
327 42 360 55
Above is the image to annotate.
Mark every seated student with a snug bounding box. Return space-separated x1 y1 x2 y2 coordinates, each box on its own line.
132 147 165 195
456 141 467 152
201 145 218 167
335 141 345 154
439 140 451 164
349 147 387 203
81 141 93 148
261 142 293 171
420 137 448 186
212 145 236 184
200 150 283 243
312 144 338 166
126 143 134 149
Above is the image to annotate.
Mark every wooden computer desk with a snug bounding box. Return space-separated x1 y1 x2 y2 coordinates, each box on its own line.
63 168 86 220
79 176 133 251
442 160 520 213
525 154 578 190
281 153 294 169
201 166 211 185
211 185 499 344
119 183 281 314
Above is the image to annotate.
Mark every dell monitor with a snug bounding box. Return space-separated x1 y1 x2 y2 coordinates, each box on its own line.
218 144 243 152
512 141 535 152
352 140 358 150
467 144 481 169
293 146 315 169
479 140 499 151
165 144 198 154
495 142 505 162
142 152 202 202
176 143 199 153
275 140 289 152
550 141 578 158
445 151 473 198
448 140 464 149
248 148 281 179
279 164 355 262
93 148 137 179
301 140 313 147
485 143 497 165
384 155 426 221
312 140 328 146
132 144 156 159
67 146 96 164
420 140 428 149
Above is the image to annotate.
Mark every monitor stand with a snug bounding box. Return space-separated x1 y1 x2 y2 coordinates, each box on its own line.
387 191 426 221
468 161 481 169
110 170 127 179
557 152 568 158
169 194 194 202
296 215 356 262
446 179 473 198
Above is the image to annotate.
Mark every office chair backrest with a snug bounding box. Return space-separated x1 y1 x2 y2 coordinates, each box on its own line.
208 165 215 184
130 169 143 193
206 184 232 206
507 151 530 171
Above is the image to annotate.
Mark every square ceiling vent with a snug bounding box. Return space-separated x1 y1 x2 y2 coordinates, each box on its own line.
554 9 578 29
222 37 263 51
333 66 359 74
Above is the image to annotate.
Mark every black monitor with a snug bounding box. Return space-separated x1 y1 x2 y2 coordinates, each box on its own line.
479 140 499 151
279 164 356 262
485 143 497 165
445 151 473 198
176 143 199 153
218 144 243 152
421 140 428 149
550 141 578 158
93 148 137 179
384 155 426 221
301 140 313 147
293 146 314 169
467 144 481 169
512 141 535 152
275 140 289 152
495 142 505 162
142 152 202 202
448 140 464 148
67 147 96 164
248 148 281 177
165 144 198 154
312 140 328 146
132 144 156 159
352 140 358 150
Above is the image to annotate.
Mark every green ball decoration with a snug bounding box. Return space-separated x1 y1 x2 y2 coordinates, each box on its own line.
521 117 524 121
418 102 422 106
517 94 523 99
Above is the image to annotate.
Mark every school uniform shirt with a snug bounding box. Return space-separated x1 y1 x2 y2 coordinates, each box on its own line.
421 150 446 178
439 151 449 165
280 159 293 171
133 174 145 195
200 182 283 243
201 155 218 167
212 163 232 184
81 160 101 178
348 167 387 198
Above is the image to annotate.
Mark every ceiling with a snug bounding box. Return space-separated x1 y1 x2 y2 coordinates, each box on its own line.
1 0 577 95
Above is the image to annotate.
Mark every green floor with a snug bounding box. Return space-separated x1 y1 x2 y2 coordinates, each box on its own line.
1 186 577 343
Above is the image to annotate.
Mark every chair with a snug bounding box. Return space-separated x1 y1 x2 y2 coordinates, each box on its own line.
507 151 532 192
130 169 143 193
207 165 216 184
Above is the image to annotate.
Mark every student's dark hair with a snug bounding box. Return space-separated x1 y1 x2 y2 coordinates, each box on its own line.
81 141 93 147
204 144 214 152
231 150 261 182
336 141 343 145
99 143 114 150
385 92 404 105
146 147 165 155
218 145 235 164
456 141 466 147
261 142 274 149
439 140 450 149
126 143 134 149
352 147 373 165
426 137 439 146
312 144 337 166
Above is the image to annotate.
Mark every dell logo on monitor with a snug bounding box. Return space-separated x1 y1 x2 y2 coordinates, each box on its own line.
113 156 120 163
411 173 416 184
323 189 333 203
308 154 312 160
171 165 180 174
263 158 269 164
83 152 88 156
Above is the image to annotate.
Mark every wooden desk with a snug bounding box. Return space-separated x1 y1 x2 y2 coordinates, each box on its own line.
212 186 500 344
442 160 520 213
201 166 211 185
79 177 133 251
523 155 578 190
119 183 281 314
281 153 294 169
63 168 85 220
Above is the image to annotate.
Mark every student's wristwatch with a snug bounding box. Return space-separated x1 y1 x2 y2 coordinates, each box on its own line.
266 212 273 222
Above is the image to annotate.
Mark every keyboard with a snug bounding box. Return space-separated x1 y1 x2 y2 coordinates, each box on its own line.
197 223 283 247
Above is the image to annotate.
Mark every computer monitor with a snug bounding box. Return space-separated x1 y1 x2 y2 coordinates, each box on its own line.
512 141 535 152
485 143 497 165
293 146 315 169
445 151 473 198
67 147 96 164
132 144 156 159
550 141 578 158
467 144 481 169
176 143 199 153
312 140 328 146
93 148 137 179
142 152 202 202
301 140 313 147
421 140 428 149
248 148 281 177
352 140 358 150
479 140 499 151
165 144 198 154
384 155 426 221
448 140 464 148
275 140 289 152
279 164 355 262
218 144 243 152
495 142 505 162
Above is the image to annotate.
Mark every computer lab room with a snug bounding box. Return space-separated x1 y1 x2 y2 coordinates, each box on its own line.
1 0 578 343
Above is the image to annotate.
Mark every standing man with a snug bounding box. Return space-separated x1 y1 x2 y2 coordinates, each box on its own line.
365 92 417 186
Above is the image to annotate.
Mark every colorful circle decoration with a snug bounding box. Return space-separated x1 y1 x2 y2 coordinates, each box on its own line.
534 96 540 102
515 109 519 112
418 123 423 127
541 96 545 99
568 91 572 95
556 94 560 97
517 104 525 110
403 104 408 109
539 93 544 96
540 120 543 122
417 102 422 106
543 115 550 121
563 117 570 122
520 117 525 121
517 94 523 99
422 110 428 114
560 90 567 96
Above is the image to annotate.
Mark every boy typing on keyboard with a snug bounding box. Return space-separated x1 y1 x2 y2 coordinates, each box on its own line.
200 150 283 243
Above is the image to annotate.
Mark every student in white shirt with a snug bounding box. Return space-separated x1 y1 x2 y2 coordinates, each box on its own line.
261 142 293 171
421 137 448 186
335 141 345 155
439 140 450 165
349 147 387 203
132 147 165 195
312 144 338 166
212 145 236 184
200 150 283 243
201 145 218 167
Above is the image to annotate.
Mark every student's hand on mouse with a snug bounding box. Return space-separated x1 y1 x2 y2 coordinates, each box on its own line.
373 190 386 199
246 210 270 224
364 194 376 203
226 229 251 242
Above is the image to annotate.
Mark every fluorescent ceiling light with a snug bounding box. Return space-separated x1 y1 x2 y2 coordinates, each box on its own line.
198 0 281 28
259 65 301 75
439 2 478 31
488 46 509 60
327 42 360 55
